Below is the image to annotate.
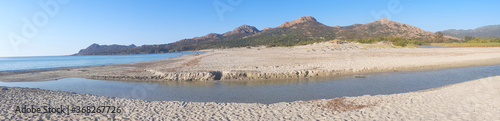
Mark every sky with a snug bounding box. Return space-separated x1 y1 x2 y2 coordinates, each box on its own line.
1 0 499 57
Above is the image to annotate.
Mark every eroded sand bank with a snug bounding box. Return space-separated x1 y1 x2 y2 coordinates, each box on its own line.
1 76 498 120
1 42 500 82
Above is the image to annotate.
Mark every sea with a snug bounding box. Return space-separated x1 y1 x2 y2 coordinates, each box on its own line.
0 52 197 72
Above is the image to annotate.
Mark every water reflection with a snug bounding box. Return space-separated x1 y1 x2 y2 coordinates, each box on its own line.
1 64 499 104
221 74 353 86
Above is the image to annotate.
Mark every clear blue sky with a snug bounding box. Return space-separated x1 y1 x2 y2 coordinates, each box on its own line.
1 0 499 57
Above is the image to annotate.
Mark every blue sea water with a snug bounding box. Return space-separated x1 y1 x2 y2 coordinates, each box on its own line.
0 52 199 72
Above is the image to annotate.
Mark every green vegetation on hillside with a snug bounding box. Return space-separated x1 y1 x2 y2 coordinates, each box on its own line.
208 23 337 48
441 25 500 38
344 36 425 47
146 21 337 52
463 36 500 43
76 17 464 55
431 43 500 47
430 37 500 47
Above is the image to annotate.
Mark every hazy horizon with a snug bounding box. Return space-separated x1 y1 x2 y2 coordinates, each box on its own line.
1 0 499 57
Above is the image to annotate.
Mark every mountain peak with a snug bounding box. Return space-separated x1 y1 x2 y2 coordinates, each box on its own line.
375 18 393 24
89 43 100 47
234 25 259 33
224 25 260 35
278 16 317 28
296 16 317 22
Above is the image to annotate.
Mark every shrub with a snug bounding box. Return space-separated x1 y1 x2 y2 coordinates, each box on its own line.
392 40 408 47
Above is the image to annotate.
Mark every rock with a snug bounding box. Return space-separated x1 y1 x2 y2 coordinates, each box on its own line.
224 25 260 35
278 16 317 28
375 18 392 24
262 27 271 31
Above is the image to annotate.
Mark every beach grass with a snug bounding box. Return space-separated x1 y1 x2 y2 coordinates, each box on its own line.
431 43 500 47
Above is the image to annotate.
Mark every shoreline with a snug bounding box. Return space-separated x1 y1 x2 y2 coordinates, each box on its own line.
1 76 498 120
1 43 500 82
2 57 499 83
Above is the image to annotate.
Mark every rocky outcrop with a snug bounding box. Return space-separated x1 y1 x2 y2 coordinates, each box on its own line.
262 27 271 31
224 25 260 36
278 16 317 28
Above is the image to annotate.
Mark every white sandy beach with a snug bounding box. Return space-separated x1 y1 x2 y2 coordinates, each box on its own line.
1 43 500 120
1 76 499 120
1 42 500 82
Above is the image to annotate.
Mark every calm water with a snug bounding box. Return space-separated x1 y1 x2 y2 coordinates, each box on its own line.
1 64 499 104
0 52 199 72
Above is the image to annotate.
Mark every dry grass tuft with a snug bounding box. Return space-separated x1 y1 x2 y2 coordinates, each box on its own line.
319 97 375 112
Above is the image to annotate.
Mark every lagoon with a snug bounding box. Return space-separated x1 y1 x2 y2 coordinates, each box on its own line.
1 64 498 104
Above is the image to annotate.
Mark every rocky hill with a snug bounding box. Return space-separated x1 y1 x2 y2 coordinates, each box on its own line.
277 16 317 28
440 25 500 38
336 18 456 40
75 16 459 55
76 44 136 55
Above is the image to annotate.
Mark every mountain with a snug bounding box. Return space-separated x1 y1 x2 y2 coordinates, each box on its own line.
76 44 136 55
277 16 318 28
171 24 262 49
213 16 338 47
75 16 459 55
440 25 500 38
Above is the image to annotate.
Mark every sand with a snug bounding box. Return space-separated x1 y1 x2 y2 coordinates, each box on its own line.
1 43 500 120
1 76 498 120
1 42 500 82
